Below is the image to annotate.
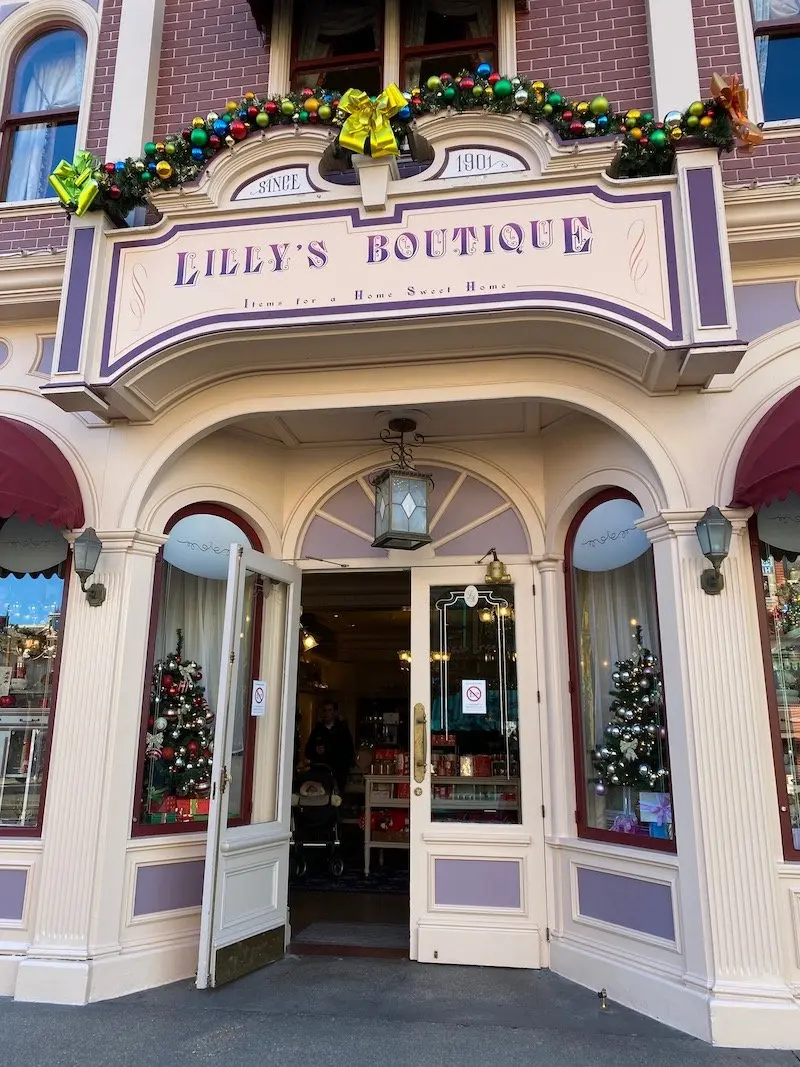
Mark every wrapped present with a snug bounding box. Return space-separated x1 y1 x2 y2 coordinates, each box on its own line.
459 756 474 777
472 755 492 777
639 792 672 826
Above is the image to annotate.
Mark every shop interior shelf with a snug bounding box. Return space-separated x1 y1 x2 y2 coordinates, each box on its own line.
367 797 409 807
431 799 518 809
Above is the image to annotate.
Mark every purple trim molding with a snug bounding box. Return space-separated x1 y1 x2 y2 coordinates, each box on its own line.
99 185 683 381
133 859 204 916
58 228 95 375
0 868 26 922
428 144 531 181
576 867 675 942
231 164 322 200
434 858 521 909
686 168 728 329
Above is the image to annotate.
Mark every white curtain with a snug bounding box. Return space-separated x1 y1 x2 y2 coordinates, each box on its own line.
6 33 85 203
574 551 661 751
404 1 492 45
753 1 800 87
298 1 380 61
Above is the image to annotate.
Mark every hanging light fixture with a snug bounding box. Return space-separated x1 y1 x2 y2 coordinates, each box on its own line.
397 649 412 664
301 629 319 651
371 418 434 550
695 506 733 595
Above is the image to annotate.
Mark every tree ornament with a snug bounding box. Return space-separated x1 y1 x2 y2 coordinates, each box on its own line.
190 128 209 147
460 76 474 91
514 88 529 106
590 95 609 116
472 85 483 97
493 78 513 98
688 101 704 117
108 185 121 200
280 98 295 117
584 120 596 134
426 75 442 91
156 161 173 179
595 782 606 796
191 116 205 129
443 86 456 102
547 92 562 107
144 141 157 156
476 62 492 78
488 72 501 86
318 104 333 121
104 161 116 174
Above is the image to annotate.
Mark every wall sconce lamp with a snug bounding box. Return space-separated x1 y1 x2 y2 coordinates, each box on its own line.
73 528 106 607
695 506 733 596
479 548 512 586
301 629 319 652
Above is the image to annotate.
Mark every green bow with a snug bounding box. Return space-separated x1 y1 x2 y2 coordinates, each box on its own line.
48 151 100 216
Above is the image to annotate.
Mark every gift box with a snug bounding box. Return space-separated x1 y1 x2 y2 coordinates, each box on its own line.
472 755 492 777
639 792 672 827
396 782 410 799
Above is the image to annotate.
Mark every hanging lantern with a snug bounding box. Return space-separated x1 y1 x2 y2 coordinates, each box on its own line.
371 418 433 550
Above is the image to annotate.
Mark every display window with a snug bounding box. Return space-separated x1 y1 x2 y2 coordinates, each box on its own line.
133 505 262 834
751 494 800 858
565 491 675 850
429 585 520 825
0 517 69 833
751 1 800 122
401 2 496 88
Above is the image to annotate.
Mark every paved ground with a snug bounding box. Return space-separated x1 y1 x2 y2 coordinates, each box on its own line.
1 956 799 1066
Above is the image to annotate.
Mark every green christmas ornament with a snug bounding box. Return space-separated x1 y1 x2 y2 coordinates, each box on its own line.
543 103 553 116
547 92 562 107
280 98 295 116
140 170 153 182
688 101 704 117
590 95 609 116
493 78 513 98
165 141 176 155
255 111 270 128
427 75 442 90
190 128 208 147
298 110 309 123
144 141 157 156
649 129 667 147
686 114 700 128
642 112 653 123
443 85 456 101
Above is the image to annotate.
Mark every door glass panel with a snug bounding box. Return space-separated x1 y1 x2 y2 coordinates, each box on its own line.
250 580 288 824
429 585 520 824
227 572 258 821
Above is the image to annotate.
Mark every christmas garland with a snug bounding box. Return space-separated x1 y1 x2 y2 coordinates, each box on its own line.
49 66 760 222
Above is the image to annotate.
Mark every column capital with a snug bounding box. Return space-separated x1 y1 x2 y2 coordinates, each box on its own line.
534 554 565 574
638 508 753 543
65 529 168 557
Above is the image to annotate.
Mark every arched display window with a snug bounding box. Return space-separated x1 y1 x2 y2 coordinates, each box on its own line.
732 383 800 859
565 489 675 850
133 504 263 835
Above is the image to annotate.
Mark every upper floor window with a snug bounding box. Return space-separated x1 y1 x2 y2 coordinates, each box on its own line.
2 28 86 203
566 491 674 851
752 1 800 121
290 1 496 95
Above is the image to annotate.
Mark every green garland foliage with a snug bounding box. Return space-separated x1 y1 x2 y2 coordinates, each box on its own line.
52 67 738 221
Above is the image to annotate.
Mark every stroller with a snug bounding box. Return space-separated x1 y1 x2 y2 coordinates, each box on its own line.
290 763 344 878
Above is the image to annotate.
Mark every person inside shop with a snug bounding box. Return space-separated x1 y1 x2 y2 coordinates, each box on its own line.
304 699 354 794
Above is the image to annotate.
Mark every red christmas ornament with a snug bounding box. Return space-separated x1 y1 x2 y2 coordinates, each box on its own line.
230 120 247 140
196 671 203 681
108 185 122 200
266 101 278 115
187 741 199 756
209 134 221 148
182 128 192 140
161 746 174 761
460 76 474 91
440 72 452 84
162 674 174 688
308 113 318 123
169 686 179 696
301 87 314 98
570 120 584 134
488 72 500 85
411 96 422 108
562 110 573 121
104 162 116 174
148 716 155 728
247 105 259 118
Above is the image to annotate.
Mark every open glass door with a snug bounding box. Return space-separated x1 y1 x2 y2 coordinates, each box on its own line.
197 545 301 989
410 565 542 968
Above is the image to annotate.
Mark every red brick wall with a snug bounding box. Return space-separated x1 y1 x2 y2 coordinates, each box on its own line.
153 0 269 138
86 0 123 155
692 0 800 182
515 1 653 112
0 212 69 254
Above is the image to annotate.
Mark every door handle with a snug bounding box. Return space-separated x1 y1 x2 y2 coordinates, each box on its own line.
414 703 427 784
220 764 232 796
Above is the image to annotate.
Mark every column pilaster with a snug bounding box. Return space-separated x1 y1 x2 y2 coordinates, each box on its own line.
105 0 166 160
15 531 166 1005
640 510 799 1045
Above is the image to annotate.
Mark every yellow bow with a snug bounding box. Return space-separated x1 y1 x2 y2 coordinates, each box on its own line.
338 84 407 158
710 72 763 147
48 151 100 216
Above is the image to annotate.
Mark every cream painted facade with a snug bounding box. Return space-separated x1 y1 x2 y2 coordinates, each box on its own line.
2 0 800 1051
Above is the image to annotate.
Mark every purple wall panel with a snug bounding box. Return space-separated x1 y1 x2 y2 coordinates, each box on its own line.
576 867 675 941
426 467 462 517
432 477 507 540
303 516 387 559
58 228 95 374
686 168 728 329
437 509 529 556
321 480 375 532
435 858 521 909
0 868 26 921
734 282 800 343
133 859 204 916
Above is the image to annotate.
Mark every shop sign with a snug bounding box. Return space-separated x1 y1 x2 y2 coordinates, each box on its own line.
99 185 680 379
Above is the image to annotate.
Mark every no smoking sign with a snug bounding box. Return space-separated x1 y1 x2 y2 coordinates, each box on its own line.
462 679 487 715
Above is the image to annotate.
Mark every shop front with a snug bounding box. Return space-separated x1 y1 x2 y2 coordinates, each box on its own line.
5 104 800 1047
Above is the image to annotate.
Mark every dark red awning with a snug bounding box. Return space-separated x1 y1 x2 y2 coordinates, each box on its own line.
731 384 800 508
0 417 84 528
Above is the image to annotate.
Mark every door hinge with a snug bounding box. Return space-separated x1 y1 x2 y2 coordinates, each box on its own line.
546 927 550 943
532 582 536 596
567 678 574 695
541 804 546 819
536 690 541 703
229 650 235 663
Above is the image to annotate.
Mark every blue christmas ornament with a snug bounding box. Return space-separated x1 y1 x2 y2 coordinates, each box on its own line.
147 161 157 172
213 118 228 135
476 62 492 78
398 106 411 121
191 147 205 161
115 161 126 171
597 115 609 127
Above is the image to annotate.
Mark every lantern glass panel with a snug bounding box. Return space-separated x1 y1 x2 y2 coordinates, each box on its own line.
373 473 391 540
390 473 429 536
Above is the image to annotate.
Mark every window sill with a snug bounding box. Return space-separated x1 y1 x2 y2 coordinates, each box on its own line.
546 833 679 867
762 120 800 138
0 198 65 215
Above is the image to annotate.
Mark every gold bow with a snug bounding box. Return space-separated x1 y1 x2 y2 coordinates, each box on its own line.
338 84 407 158
620 738 639 762
48 151 100 216
710 73 763 147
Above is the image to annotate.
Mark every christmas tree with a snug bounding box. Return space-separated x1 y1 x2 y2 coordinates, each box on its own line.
592 626 669 794
144 629 215 805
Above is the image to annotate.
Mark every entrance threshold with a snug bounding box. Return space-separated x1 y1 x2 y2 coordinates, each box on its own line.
289 920 408 959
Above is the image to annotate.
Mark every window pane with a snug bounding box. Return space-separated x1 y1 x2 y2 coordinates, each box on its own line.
0 541 65 829
430 585 520 825
294 63 382 96
757 495 800 847
140 513 253 828
571 497 673 842
758 34 800 120
403 1 494 46
6 121 77 202
753 0 800 23
12 30 85 114
404 48 495 88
